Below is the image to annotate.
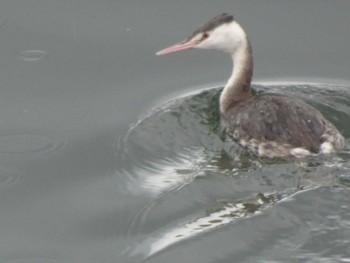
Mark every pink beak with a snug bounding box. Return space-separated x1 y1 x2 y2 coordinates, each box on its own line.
156 41 197 55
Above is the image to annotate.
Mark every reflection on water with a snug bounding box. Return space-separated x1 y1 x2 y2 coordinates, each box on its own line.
120 83 350 262
127 185 318 260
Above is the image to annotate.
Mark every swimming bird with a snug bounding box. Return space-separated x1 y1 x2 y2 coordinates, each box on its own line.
156 13 344 158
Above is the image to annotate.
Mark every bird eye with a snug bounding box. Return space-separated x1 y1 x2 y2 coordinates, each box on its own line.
202 32 209 40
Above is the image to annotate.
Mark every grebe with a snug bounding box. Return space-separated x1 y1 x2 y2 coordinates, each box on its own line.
156 13 344 158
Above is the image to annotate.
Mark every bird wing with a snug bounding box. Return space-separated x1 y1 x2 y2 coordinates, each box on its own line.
225 96 327 153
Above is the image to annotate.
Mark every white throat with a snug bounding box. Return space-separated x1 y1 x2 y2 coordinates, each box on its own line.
219 22 253 114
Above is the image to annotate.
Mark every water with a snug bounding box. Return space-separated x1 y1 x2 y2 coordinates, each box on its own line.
0 1 350 262
119 84 350 262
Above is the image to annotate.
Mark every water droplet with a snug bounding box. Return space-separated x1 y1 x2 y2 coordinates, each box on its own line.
0 133 68 155
18 50 47 61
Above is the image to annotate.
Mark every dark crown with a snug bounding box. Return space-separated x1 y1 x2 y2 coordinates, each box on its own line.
187 13 234 40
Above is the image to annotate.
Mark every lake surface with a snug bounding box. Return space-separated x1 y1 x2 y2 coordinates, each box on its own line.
0 1 349 263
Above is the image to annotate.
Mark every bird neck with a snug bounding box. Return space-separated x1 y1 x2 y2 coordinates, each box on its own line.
219 35 253 114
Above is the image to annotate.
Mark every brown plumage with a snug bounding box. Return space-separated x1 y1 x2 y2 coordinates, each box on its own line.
223 96 343 157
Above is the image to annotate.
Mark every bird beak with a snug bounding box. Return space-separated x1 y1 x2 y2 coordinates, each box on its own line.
156 40 198 55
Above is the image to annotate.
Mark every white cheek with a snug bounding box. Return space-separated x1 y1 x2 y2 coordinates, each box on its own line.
194 22 246 53
196 39 214 49
196 33 235 52
197 35 223 49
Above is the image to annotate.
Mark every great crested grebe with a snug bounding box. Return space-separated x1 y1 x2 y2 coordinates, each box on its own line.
156 13 344 158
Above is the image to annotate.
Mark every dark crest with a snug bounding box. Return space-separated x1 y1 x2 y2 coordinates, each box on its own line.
187 13 234 40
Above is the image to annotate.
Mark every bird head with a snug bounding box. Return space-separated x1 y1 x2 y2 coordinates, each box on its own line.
156 13 246 55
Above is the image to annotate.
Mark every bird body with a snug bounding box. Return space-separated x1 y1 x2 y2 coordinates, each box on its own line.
223 95 344 158
157 13 345 158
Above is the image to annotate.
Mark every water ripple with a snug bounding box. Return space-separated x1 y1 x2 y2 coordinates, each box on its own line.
0 133 68 155
18 50 47 61
119 82 350 262
0 255 68 263
0 168 21 188
126 185 318 260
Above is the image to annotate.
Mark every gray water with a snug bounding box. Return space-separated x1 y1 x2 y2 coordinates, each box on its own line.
0 1 350 263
